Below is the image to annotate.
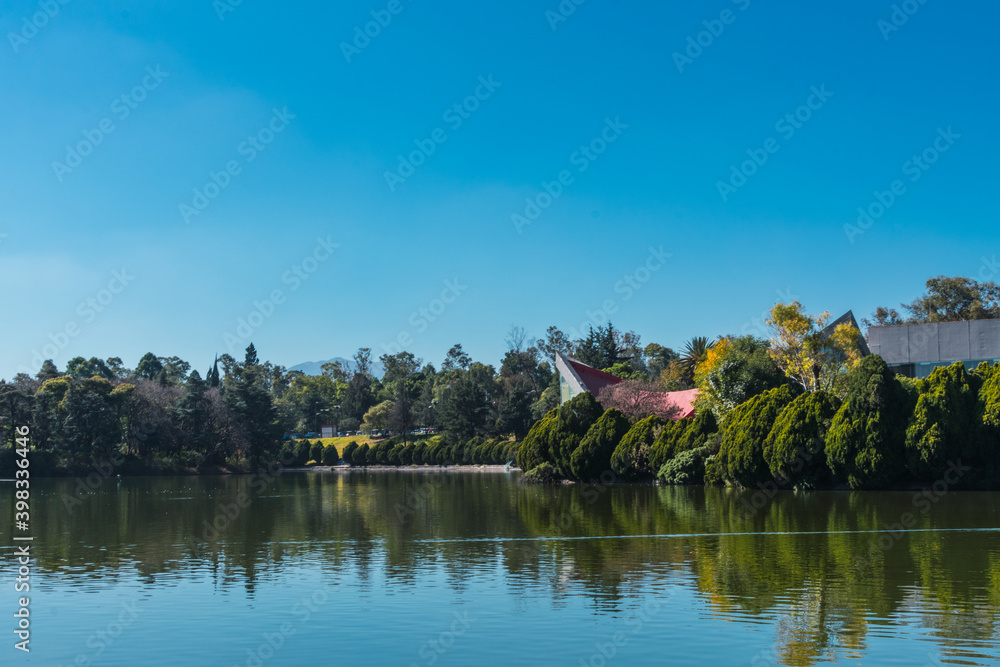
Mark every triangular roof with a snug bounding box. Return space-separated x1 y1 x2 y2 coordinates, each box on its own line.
820 310 871 356
555 352 622 396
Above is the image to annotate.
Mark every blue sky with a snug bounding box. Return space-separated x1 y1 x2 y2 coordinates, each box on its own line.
2 0 997 379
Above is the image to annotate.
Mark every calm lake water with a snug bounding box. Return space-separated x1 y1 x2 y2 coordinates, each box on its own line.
4 470 1000 666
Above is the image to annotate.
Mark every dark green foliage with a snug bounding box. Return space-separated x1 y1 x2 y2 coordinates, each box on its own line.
398 443 414 465
826 355 913 489
387 443 403 466
648 419 684 475
674 410 718 455
374 442 391 466
412 442 427 465
569 408 632 482
322 444 340 466
310 441 325 464
516 393 605 477
610 415 666 480
977 363 1000 475
709 385 796 488
516 411 556 472
355 443 370 466
905 362 982 482
658 443 715 485
293 440 312 467
763 391 838 488
342 441 359 466
519 462 559 484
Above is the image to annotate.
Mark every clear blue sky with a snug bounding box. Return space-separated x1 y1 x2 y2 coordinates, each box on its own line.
2 0 997 379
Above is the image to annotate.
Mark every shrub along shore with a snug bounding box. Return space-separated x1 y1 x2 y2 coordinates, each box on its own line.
517 357 1000 491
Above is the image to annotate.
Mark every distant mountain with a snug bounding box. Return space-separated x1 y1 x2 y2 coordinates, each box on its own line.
289 357 385 378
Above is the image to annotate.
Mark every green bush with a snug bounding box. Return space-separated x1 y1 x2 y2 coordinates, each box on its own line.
569 408 632 482
519 462 560 485
977 363 1000 476
398 444 414 466
649 418 685 475
517 411 557 471
322 444 340 466
374 442 391 466
826 355 912 489
355 443 370 466
412 442 427 465
659 443 715 485
294 440 312 466
763 391 838 488
342 441 359 466
905 362 981 482
674 409 718 455
387 444 404 466
311 441 325 464
709 385 796 488
610 415 666 480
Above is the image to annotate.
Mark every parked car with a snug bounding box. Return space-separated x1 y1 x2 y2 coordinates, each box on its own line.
304 432 320 438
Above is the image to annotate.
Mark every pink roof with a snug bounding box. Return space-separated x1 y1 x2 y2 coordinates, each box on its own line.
657 388 700 420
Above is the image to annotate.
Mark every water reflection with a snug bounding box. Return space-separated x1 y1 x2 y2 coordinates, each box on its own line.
5 471 1000 665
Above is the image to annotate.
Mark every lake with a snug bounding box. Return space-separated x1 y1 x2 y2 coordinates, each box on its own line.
4 469 1000 666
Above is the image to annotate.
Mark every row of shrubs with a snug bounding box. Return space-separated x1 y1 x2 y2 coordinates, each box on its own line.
518 357 1000 490
341 436 520 467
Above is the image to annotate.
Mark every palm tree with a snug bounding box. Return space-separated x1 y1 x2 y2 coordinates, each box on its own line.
681 336 714 386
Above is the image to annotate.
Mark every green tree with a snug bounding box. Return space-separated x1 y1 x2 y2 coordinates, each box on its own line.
707 385 796 488
904 362 981 482
826 355 912 489
569 408 631 482
610 415 666 480
342 441 360 466
763 390 838 488
681 337 713 386
135 352 164 380
362 400 394 433
767 302 863 395
696 336 790 417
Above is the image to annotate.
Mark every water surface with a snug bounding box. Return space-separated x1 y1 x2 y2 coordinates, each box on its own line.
3 470 1000 665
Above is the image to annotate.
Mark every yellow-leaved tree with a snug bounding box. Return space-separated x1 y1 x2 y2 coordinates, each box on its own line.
766 302 863 395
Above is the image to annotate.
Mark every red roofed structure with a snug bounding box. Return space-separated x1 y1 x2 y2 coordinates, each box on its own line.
555 352 699 421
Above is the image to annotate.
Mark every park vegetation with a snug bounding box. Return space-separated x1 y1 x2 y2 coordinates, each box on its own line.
5 275 1000 489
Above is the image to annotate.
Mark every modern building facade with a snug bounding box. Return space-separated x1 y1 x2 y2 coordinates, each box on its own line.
867 319 1000 378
